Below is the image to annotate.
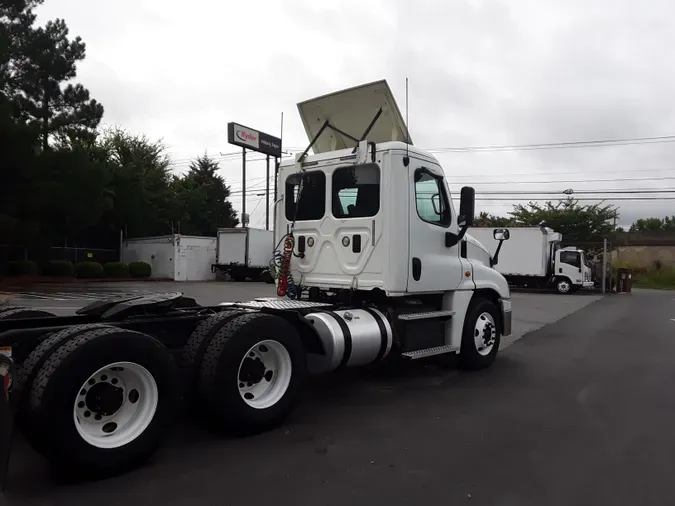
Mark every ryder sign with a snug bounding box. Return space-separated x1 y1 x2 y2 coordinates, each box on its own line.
227 122 282 158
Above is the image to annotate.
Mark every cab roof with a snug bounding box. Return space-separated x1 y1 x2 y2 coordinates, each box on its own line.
279 142 439 170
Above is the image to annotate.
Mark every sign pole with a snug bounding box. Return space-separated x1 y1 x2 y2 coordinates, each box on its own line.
242 147 246 228
265 155 270 230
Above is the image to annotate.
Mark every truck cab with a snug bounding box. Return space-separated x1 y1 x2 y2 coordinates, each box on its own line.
273 80 512 369
553 246 594 293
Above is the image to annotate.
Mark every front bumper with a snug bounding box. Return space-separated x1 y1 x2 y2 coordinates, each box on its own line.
500 299 512 337
582 281 595 288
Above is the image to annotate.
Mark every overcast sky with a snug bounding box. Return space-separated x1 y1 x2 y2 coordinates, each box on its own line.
36 0 675 230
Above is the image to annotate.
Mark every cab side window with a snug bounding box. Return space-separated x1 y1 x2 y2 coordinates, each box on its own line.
414 169 451 227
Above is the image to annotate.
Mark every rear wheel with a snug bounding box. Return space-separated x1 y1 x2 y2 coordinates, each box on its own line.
0 308 55 320
27 327 180 478
198 313 307 436
17 324 112 454
261 270 275 284
459 297 501 370
181 310 248 400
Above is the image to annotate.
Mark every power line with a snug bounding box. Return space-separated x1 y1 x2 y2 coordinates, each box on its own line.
420 135 675 153
448 167 675 179
166 133 675 168
473 189 675 195
469 196 675 201
447 175 675 185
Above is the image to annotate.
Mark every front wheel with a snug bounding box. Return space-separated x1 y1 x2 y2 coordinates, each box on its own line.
459 298 501 371
555 277 572 294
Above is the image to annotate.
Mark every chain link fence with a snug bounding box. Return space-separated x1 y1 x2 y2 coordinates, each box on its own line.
0 245 119 275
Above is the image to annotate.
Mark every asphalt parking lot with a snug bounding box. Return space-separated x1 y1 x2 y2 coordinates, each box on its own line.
0 281 603 351
4 283 675 505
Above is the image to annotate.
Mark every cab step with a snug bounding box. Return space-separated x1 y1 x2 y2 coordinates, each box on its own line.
402 344 457 360
398 310 455 321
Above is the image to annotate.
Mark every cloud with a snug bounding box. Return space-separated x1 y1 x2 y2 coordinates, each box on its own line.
35 0 675 229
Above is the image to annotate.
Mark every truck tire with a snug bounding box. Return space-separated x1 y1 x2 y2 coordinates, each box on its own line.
181 310 248 399
198 312 307 436
555 277 573 294
16 324 113 455
0 305 25 316
0 308 55 320
459 297 501 371
261 270 275 284
28 327 180 478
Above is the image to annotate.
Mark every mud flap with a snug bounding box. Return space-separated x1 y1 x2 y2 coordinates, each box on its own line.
0 353 14 494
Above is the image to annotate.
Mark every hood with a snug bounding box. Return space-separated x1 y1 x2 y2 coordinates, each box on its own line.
465 233 492 256
297 79 412 154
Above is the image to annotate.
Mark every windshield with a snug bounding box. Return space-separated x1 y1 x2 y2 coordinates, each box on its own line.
581 251 592 268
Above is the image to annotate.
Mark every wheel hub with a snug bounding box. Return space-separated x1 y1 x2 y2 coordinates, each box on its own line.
237 340 292 410
239 356 267 385
482 323 495 347
73 361 159 449
85 382 124 416
474 312 497 356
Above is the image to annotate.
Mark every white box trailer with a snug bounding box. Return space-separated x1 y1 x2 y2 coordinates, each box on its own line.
212 227 275 282
468 226 595 294
122 235 217 281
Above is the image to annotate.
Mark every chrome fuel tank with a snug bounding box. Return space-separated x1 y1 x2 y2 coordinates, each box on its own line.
303 308 393 374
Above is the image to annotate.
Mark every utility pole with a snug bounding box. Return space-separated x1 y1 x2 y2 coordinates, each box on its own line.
241 147 246 228
601 238 607 294
265 155 270 230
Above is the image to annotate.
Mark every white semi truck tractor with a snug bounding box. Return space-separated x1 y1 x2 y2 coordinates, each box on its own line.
0 80 512 483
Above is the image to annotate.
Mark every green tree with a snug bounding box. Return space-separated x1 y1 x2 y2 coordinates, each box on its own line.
172 153 239 236
0 0 43 93
508 198 618 243
629 216 675 232
98 127 175 239
473 211 514 227
9 16 103 149
33 145 112 246
0 96 40 245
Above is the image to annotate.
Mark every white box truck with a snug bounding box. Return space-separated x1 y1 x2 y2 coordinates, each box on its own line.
468 226 595 294
211 227 275 282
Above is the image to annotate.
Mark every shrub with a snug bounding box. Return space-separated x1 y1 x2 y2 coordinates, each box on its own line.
104 262 129 278
75 261 104 279
128 261 152 278
7 260 38 276
44 260 74 277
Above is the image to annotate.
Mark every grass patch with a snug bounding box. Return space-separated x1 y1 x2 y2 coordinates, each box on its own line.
613 261 675 290
632 267 675 290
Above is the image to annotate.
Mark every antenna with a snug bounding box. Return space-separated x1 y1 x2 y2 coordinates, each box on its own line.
403 77 410 167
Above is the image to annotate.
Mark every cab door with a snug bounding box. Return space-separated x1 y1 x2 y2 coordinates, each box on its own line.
557 250 583 284
407 162 464 293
